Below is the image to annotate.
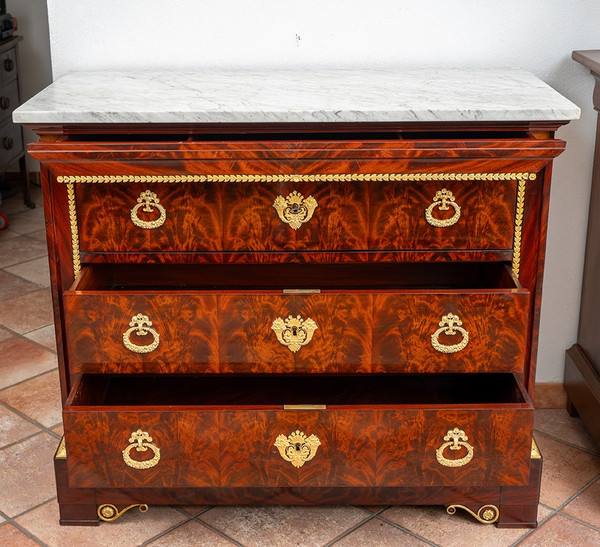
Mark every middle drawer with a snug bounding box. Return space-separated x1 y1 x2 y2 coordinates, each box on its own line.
64 262 529 375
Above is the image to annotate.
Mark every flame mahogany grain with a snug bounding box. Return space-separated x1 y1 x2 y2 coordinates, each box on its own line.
29 127 564 526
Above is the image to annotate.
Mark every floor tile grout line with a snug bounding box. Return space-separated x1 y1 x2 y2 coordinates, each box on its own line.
0 400 62 444
0 428 47 451
0 254 50 273
533 429 600 457
138 514 196 546
190 516 245 546
554 473 600 513
0 282 43 301
2 261 51 290
0 498 55 546
169 505 215 518
0 366 59 395
371 513 440 546
511 471 600 545
0 328 58 355
355 505 390 516
511 508 557 547
0 518 48 546
10 496 57 521
558 511 600 533
323 513 378 546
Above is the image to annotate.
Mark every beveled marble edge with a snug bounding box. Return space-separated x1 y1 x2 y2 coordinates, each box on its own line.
13 68 580 125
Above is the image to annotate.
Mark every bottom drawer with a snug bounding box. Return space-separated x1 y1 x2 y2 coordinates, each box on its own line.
63 373 534 489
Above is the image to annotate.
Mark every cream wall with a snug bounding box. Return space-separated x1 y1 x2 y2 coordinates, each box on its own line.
45 0 600 382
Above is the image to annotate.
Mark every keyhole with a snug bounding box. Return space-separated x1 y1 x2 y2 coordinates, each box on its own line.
292 326 298 336
295 443 301 451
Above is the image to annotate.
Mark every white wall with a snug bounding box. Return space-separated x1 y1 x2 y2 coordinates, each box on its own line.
11 0 52 170
45 0 600 382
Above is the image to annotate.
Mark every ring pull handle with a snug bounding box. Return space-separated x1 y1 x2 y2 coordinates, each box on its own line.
271 315 318 353
130 190 167 229
122 313 160 354
274 430 321 468
425 189 461 227
273 190 318 230
431 313 469 354
122 429 161 469
436 427 474 467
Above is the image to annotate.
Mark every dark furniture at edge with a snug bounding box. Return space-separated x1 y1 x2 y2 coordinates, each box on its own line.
565 50 600 447
0 36 33 208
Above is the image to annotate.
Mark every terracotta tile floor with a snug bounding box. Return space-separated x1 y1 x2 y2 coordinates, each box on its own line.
1 187 600 546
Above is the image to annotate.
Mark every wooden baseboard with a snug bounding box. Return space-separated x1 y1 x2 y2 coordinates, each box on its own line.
564 344 600 447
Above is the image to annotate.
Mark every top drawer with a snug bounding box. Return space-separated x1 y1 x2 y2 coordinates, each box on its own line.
68 172 523 253
32 137 564 258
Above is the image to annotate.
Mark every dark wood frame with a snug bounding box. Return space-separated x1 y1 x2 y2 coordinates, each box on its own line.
565 50 600 447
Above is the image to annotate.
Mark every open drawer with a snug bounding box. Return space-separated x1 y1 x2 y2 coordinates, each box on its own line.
63 261 530 375
63 372 534 489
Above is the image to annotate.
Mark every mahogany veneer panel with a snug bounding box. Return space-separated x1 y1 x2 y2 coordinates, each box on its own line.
76 182 221 252
63 374 532 489
63 264 529 375
74 176 517 253
24 127 568 525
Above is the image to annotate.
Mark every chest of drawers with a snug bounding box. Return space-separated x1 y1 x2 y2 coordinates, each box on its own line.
0 36 33 208
15 69 579 528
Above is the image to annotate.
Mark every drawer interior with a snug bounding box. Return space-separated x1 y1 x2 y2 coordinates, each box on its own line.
71 261 522 292
67 373 531 409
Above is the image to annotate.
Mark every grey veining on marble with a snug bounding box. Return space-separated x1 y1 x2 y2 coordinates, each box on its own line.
13 69 580 125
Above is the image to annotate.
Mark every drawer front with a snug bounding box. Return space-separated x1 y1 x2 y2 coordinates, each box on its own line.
71 174 519 253
63 406 532 489
64 290 528 374
0 47 16 83
0 80 19 125
0 119 22 167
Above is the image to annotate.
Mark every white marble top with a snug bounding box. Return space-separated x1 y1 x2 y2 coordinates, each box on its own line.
13 69 580 125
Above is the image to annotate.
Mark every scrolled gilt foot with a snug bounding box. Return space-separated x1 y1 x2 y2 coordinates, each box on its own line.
97 503 149 522
446 504 499 524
